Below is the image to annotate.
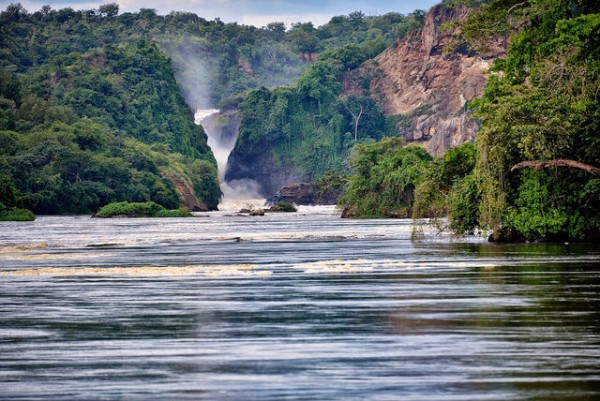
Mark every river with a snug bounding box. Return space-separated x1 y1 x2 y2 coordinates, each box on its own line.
1 207 599 400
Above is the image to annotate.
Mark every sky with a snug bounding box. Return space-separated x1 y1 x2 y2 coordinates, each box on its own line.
12 0 440 27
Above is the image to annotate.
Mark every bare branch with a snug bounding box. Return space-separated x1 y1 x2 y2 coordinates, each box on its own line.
343 102 364 142
506 1 530 15
354 105 363 142
511 159 600 175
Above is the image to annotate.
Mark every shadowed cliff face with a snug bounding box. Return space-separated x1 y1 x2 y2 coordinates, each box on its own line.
345 4 505 156
225 142 305 198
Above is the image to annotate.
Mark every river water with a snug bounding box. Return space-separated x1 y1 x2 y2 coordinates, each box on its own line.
1 207 599 400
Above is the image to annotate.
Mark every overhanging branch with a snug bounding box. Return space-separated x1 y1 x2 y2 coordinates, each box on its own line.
511 159 600 175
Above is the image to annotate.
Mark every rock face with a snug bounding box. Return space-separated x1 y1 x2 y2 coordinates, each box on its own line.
267 182 315 206
226 4 505 199
266 181 345 206
345 4 505 156
163 172 209 212
225 144 306 198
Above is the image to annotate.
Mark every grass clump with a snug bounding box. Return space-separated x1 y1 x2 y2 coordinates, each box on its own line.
0 208 36 221
153 207 193 217
95 201 192 218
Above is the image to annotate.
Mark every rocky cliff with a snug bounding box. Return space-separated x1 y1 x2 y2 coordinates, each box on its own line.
225 141 306 198
224 3 505 200
345 3 505 155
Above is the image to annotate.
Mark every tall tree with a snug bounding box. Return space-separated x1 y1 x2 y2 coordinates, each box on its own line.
458 0 600 240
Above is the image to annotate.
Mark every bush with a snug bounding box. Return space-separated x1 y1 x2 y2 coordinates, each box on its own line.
0 208 36 221
413 142 478 226
314 170 348 204
94 201 192 218
339 138 432 218
269 201 298 212
153 207 193 217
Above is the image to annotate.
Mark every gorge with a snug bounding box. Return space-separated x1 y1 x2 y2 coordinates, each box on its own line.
195 109 265 209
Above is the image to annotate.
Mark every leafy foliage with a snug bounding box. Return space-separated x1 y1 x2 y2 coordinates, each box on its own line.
95 201 192 218
339 138 432 218
269 201 297 212
0 77 218 215
413 142 477 221
0 208 35 221
457 0 600 240
0 169 20 210
0 167 35 220
0 2 428 213
1 9 222 213
229 43 397 193
0 3 421 107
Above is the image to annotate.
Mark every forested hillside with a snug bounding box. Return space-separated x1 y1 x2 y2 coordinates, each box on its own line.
1 40 220 213
5 0 594 241
0 2 415 215
462 0 600 241
340 0 600 242
226 11 426 196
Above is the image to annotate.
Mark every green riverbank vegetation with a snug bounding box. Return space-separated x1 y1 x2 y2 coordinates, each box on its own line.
0 170 35 221
94 201 193 218
225 12 427 194
1 37 220 214
340 0 600 242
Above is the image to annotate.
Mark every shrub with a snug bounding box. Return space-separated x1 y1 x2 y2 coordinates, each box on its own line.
269 201 298 212
339 138 432 218
94 201 192 218
153 207 193 217
0 208 36 221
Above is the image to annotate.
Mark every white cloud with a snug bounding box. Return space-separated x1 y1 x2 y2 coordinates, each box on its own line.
15 0 438 25
19 1 103 12
239 13 332 28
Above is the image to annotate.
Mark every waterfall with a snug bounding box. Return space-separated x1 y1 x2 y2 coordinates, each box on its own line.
195 110 265 210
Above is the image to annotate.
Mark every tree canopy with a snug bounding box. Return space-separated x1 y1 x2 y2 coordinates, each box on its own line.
454 0 600 240
0 2 427 213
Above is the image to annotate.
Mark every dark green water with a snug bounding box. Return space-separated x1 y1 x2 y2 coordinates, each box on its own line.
1 209 599 400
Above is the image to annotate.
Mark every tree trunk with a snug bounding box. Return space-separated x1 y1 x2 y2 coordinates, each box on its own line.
354 105 363 142
511 159 600 175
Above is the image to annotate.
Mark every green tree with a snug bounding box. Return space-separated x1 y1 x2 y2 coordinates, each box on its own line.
0 170 20 210
340 138 432 218
457 0 600 240
98 3 119 18
413 142 477 220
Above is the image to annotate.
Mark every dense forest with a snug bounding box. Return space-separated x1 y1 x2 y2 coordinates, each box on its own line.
226 48 397 196
0 2 420 216
340 0 600 242
226 12 426 195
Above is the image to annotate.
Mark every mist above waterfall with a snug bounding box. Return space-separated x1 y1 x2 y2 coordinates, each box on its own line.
220 178 265 210
194 109 226 179
173 53 214 111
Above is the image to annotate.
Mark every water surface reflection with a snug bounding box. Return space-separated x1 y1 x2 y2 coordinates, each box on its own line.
1 212 599 400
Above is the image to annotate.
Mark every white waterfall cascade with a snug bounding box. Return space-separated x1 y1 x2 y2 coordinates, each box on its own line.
194 109 265 211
